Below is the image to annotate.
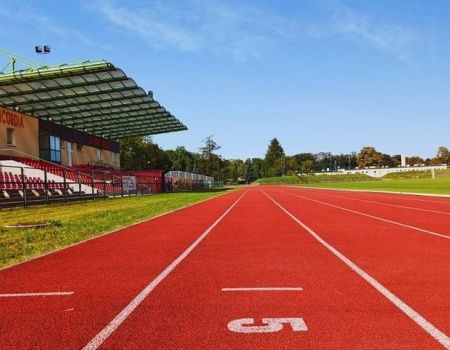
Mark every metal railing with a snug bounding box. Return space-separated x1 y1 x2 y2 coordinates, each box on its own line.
0 163 160 208
165 171 215 191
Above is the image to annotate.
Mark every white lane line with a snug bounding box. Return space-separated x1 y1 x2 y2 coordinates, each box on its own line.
82 191 248 350
283 190 450 240
0 292 74 297
351 192 450 204
288 186 450 204
222 287 303 292
262 190 450 349
323 193 450 216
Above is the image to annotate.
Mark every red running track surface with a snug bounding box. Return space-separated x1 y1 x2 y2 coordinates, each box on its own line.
0 186 449 349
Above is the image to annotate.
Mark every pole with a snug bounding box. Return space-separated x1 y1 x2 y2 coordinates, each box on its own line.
63 169 67 203
44 170 49 204
21 167 27 207
78 171 82 201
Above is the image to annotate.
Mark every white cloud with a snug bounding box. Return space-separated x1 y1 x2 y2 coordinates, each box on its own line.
311 0 424 64
0 1 96 47
89 0 297 60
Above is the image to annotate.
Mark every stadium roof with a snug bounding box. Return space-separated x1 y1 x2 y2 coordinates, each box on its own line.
0 60 187 139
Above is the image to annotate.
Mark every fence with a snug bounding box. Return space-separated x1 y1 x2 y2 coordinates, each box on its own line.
0 163 161 208
165 171 214 191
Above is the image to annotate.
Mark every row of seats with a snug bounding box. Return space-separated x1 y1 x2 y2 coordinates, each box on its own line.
0 156 147 195
0 171 69 191
1 156 115 193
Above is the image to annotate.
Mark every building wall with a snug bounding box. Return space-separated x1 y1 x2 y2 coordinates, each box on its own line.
60 140 120 168
315 165 448 178
0 108 39 158
0 107 120 168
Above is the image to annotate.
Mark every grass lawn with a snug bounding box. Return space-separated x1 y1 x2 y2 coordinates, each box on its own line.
255 174 378 185
255 169 450 196
300 177 450 195
0 190 229 269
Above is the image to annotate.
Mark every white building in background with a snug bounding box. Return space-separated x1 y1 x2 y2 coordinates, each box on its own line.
401 155 407 167
318 164 447 178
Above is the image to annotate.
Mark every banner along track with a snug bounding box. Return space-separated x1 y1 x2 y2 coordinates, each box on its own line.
0 186 449 349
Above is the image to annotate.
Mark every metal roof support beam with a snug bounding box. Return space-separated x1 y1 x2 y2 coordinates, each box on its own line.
108 126 186 139
8 95 157 115
0 60 186 138
0 73 130 98
70 119 168 133
37 103 162 121
31 98 158 117
66 112 169 129
1 85 144 107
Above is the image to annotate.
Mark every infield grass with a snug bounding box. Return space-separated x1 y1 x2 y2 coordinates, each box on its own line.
255 174 377 185
301 177 450 195
0 190 229 269
255 169 450 196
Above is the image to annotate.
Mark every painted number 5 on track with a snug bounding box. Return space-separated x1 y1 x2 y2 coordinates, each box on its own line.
228 318 308 333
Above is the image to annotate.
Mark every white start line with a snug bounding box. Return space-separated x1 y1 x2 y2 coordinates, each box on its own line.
222 287 303 292
0 292 74 297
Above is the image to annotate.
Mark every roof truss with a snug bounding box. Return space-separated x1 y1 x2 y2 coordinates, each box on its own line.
0 60 187 139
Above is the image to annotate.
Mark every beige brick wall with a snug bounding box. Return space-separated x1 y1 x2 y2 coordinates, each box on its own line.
0 108 39 158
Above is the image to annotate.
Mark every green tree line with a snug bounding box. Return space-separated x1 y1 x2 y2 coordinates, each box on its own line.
119 136 449 184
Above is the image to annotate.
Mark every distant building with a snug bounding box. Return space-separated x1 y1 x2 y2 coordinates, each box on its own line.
317 164 447 178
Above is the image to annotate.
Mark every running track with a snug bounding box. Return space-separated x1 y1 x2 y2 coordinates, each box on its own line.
1 186 449 349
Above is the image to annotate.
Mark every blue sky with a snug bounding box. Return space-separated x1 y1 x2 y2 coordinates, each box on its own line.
1 0 449 159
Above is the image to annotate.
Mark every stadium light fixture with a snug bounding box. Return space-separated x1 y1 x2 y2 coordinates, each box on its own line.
35 46 51 54
35 45 51 66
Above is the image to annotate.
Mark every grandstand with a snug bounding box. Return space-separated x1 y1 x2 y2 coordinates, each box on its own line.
0 53 187 207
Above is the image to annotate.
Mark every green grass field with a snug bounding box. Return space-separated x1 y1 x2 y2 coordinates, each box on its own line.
255 169 450 196
255 173 378 185
0 191 228 269
301 178 450 195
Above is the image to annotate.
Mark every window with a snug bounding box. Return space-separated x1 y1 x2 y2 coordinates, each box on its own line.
49 136 61 163
112 152 117 164
96 148 103 160
6 128 15 146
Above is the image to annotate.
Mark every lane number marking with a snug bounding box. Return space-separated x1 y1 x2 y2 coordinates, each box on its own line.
228 318 308 333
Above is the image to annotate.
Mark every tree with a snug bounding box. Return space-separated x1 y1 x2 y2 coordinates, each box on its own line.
437 146 450 165
199 135 221 160
251 158 265 179
264 138 285 177
406 156 424 166
198 135 223 179
301 160 314 174
389 154 401 167
166 146 197 172
357 146 383 168
224 159 245 182
314 152 333 171
244 159 256 183
285 156 298 175
119 137 169 171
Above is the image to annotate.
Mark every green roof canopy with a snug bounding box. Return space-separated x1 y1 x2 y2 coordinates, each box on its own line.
0 60 187 139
